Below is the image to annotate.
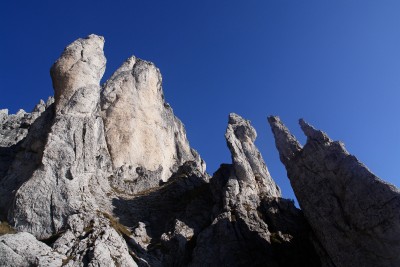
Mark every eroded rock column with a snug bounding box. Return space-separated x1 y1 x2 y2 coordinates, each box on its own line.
101 56 205 191
10 35 113 239
268 116 400 267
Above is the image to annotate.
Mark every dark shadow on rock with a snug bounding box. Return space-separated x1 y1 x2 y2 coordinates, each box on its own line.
0 105 54 220
191 215 276 267
112 161 214 266
260 198 321 267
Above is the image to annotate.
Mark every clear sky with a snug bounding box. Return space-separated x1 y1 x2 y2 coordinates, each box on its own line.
1 1 399 203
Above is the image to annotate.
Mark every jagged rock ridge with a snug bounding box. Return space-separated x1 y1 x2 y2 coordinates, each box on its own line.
268 116 400 267
0 34 398 267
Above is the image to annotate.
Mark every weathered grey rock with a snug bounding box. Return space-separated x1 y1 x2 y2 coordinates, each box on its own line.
190 114 320 266
109 164 163 196
132 222 152 250
9 35 113 239
0 232 64 267
1 34 210 266
268 116 400 267
0 98 52 160
51 34 106 115
9 33 399 266
226 113 281 198
53 213 137 267
112 161 213 267
101 56 205 185
0 98 54 219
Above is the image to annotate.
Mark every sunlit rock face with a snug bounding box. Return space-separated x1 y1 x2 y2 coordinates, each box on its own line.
51 34 106 115
9 35 113 239
268 116 400 267
225 113 281 198
101 56 205 183
0 34 398 267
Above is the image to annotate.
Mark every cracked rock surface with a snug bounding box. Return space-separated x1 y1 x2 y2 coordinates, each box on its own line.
190 114 319 267
0 232 64 266
0 34 398 267
268 116 400 267
9 35 113 239
101 56 205 185
53 213 137 267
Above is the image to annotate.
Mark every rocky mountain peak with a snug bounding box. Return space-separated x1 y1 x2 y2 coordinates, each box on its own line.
50 34 106 114
101 54 204 183
226 113 281 198
268 116 400 267
0 34 398 267
299 118 331 143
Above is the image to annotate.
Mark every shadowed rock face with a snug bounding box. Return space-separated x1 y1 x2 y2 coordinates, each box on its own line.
0 98 54 219
268 116 400 267
0 34 398 267
190 114 320 267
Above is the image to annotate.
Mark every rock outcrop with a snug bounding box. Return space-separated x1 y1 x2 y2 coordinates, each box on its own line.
225 113 281 197
0 97 54 219
0 34 399 267
0 232 64 266
190 114 319 266
8 35 113 239
101 56 205 186
0 34 212 266
268 116 400 267
53 213 137 267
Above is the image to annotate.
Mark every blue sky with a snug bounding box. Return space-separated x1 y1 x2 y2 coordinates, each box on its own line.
1 1 399 202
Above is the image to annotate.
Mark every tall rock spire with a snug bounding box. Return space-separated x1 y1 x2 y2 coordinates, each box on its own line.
10 35 113 239
225 113 281 197
191 114 319 266
51 34 106 114
101 56 205 186
268 116 400 267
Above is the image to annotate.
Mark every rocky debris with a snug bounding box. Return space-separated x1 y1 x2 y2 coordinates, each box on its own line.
101 56 205 184
190 114 320 266
53 213 137 267
9 34 114 239
268 116 400 267
0 232 64 266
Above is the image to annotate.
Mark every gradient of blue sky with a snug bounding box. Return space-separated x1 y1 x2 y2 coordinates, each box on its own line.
1 1 399 203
